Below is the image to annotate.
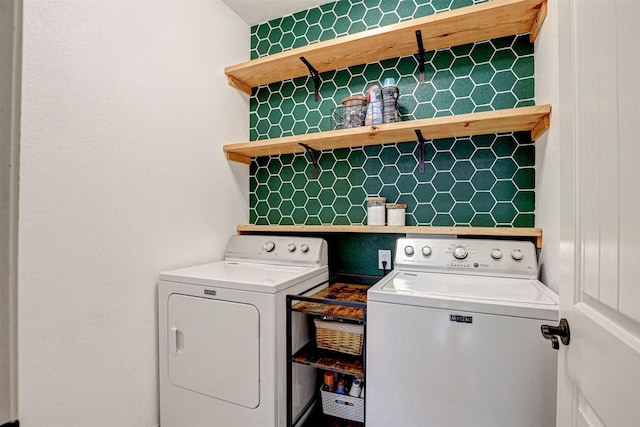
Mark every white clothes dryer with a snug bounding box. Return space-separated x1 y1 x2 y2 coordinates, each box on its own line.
158 235 328 427
366 237 559 427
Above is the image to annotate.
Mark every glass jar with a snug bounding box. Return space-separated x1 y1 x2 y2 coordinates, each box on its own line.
366 197 386 226
386 203 407 226
342 95 367 128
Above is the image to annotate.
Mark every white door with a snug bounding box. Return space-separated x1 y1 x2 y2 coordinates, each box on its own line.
556 0 640 425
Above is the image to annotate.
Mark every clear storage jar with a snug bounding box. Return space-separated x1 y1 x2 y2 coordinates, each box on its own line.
342 95 367 128
386 203 407 226
366 197 386 226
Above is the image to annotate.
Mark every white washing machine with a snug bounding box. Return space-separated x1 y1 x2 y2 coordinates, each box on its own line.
366 237 559 427
158 235 328 427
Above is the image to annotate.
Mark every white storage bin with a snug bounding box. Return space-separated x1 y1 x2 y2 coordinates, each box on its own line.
320 387 365 422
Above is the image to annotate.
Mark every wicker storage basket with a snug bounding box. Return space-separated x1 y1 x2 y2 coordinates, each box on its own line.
314 319 364 356
320 387 364 422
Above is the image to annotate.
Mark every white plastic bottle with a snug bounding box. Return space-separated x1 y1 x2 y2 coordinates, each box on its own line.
349 378 363 398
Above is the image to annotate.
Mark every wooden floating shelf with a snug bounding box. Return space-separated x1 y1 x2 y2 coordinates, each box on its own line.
224 105 551 164
237 224 543 248
225 0 548 94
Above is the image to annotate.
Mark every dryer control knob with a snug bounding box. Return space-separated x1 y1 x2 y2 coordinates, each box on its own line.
491 249 503 259
421 246 432 256
287 243 296 252
264 241 276 252
300 243 309 253
404 246 415 256
511 249 524 261
453 245 468 259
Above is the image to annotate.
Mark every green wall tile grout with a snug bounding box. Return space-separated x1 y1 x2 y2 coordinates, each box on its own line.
248 0 536 228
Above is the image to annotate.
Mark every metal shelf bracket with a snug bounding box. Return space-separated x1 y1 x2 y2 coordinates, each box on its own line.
300 56 321 102
415 30 426 84
415 129 427 173
299 143 321 179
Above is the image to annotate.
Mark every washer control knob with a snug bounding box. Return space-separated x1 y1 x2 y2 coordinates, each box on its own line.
287 243 296 252
421 246 432 256
453 245 468 260
404 246 415 256
491 249 503 259
300 243 309 253
511 249 524 261
263 241 275 252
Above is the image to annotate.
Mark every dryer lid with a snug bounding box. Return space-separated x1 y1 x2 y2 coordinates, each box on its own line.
159 261 328 294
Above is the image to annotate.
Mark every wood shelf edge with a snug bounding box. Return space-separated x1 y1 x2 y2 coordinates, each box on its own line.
237 225 543 247
227 75 252 96
225 151 252 164
529 0 548 42
531 111 551 141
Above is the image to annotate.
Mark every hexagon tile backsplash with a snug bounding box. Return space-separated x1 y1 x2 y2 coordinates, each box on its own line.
248 0 536 227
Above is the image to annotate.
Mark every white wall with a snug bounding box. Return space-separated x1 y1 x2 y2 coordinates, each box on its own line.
534 2 561 293
18 1 249 425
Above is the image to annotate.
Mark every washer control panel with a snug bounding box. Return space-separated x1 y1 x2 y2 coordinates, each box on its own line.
224 235 328 267
396 237 538 279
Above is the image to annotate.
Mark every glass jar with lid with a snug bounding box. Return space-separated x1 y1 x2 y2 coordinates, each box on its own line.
386 203 407 226
366 197 386 225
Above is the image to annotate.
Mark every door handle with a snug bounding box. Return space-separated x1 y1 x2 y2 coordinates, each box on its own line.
170 327 178 353
541 318 570 350
170 327 184 354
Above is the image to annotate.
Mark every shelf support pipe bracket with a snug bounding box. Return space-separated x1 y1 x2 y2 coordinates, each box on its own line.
299 143 321 179
300 56 321 102
415 129 427 173
415 30 426 84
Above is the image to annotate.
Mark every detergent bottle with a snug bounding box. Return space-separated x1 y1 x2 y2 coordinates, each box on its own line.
364 85 383 125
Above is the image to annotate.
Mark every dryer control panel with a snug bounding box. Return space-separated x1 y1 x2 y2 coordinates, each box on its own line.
224 235 328 267
395 237 538 279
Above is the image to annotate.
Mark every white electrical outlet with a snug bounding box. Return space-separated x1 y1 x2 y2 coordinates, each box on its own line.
378 249 392 269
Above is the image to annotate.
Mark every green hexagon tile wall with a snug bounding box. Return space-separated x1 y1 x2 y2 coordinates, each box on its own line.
248 0 536 227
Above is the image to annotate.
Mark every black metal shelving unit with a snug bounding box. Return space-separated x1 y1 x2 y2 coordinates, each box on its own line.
286 282 368 427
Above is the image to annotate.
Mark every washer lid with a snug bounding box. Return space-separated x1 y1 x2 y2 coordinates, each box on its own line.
369 271 558 319
159 261 328 294
386 272 556 305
